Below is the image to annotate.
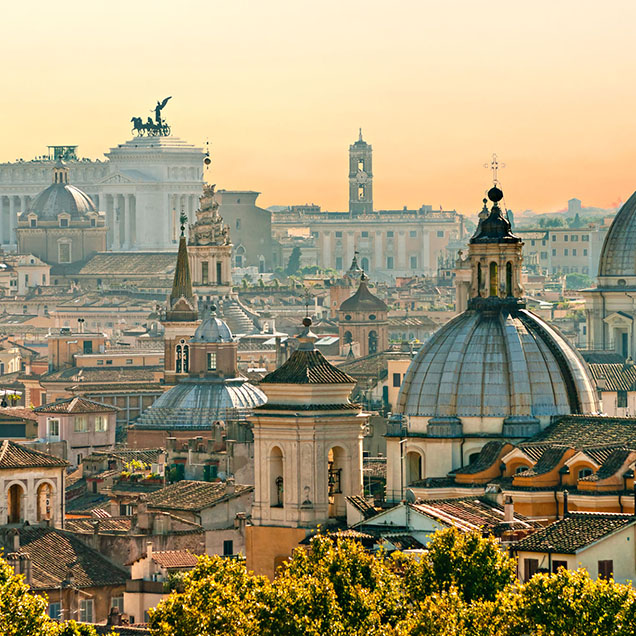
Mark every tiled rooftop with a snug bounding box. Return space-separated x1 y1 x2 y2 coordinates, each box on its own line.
261 349 355 385
513 512 636 554
34 396 119 414
145 480 252 512
0 439 68 469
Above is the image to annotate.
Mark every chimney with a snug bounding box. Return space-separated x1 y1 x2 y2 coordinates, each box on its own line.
563 490 569 517
146 541 153 559
226 477 236 495
504 496 514 523
11 529 19 552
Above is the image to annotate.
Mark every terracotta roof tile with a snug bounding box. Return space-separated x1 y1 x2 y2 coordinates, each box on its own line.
261 349 355 385
12 527 128 590
454 441 507 475
0 439 68 469
150 550 199 569
145 480 251 512
34 396 119 414
513 512 636 554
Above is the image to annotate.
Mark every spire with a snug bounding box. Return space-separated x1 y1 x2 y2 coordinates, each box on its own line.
359 128 363 142
165 213 197 322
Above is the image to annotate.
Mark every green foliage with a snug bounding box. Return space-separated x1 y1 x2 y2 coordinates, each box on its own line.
566 272 594 290
146 530 636 636
285 247 302 276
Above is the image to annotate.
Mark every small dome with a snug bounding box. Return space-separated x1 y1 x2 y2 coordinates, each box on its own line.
339 275 387 312
25 163 96 220
598 190 636 278
397 308 598 419
134 377 266 429
191 309 233 343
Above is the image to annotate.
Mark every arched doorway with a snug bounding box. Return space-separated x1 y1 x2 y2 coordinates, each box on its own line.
328 446 347 518
343 330 353 344
37 482 53 522
405 451 423 485
8 484 24 524
270 446 284 508
368 330 378 355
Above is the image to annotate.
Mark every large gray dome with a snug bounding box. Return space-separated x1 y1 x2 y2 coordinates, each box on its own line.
134 377 266 429
598 190 636 278
26 183 97 220
397 308 598 419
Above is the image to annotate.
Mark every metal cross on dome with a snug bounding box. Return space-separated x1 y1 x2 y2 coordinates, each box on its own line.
484 153 505 185
179 212 188 236
303 288 312 318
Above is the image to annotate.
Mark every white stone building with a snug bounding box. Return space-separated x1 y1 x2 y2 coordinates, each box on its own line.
0 136 204 251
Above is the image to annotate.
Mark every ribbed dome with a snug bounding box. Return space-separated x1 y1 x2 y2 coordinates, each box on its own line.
27 184 96 220
339 275 387 312
191 312 233 343
397 308 598 419
598 190 636 278
134 377 266 429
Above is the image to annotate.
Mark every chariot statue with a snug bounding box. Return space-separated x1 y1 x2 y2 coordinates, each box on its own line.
131 97 172 137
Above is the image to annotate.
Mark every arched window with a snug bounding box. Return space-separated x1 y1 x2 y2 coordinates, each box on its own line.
270 446 284 508
515 465 530 474
405 451 423 485
328 447 346 518
489 262 498 297
506 261 513 297
37 482 53 522
8 484 24 524
578 468 594 479
175 339 189 373
477 263 482 295
368 330 378 355
343 330 353 344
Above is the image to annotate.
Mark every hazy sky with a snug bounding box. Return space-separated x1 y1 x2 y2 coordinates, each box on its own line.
3 0 636 216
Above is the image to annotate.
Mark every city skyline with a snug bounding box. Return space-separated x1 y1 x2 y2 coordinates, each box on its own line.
4 0 636 214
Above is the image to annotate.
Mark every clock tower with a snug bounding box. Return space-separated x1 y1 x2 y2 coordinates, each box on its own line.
348 129 373 215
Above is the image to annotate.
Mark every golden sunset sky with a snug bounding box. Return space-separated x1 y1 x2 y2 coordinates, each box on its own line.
3 0 636 216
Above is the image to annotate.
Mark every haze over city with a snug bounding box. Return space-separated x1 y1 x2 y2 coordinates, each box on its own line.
4 0 636 214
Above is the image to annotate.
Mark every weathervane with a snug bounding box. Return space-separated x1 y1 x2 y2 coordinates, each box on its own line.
484 153 505 185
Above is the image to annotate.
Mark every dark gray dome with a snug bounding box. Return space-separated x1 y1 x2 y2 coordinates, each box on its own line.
26 183 97 220
133 377 266 429
397 308 598 418
191 312 233 343
598 190 636 278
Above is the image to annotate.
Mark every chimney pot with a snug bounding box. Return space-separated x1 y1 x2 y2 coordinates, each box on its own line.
563 490 569 517
504 495 514 523
146 541 153 557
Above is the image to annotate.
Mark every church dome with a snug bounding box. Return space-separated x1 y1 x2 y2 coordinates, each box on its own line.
191 309 233 343
339 274 387 312
598 190 636 278
133 377 266 429
25 162 96 220
397 308 598 419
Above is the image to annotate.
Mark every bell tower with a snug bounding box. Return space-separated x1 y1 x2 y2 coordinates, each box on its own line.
348 129 373 216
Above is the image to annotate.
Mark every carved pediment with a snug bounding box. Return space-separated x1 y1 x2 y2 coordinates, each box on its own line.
603 311 634 327
98 172 136 185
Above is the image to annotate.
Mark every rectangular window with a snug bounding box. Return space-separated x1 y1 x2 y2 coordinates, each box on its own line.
207 352 217 371
223 540 234 556
572 249 577 256
361 231 369 237
437 230 444 238
47 419 60 438
410 255 417 269
94 416 108 432
386 256 394 269
111 596 124 613
541 252 548 260
531 240 535 246
74 417 88 433
58 243 71 263
83 340 93 354
598 560 613 579
358 185 365 200
97 359 103 366
571 235 578 241
126 359 133 365
48 602 61 620
552 249 556 256
60 218 69 228
106 359 113 365
552 560 567 573
524 558 539 580
335 256 343 270
552 235 556 241
584 249 588 256
79 599 93 623
409 230 417 238
30 218 37 228
564 235 568 242
201 261 209 284
564 249 568 256
582 234 589 241
335 231 342 238
392 373 401 387
387 231 394 238
618 391 628 408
